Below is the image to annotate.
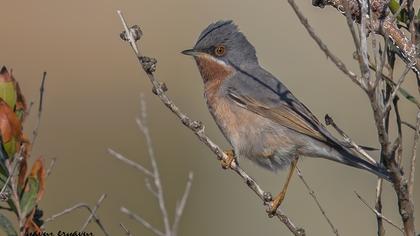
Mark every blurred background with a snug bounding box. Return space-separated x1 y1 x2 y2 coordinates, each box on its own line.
0 0 419 235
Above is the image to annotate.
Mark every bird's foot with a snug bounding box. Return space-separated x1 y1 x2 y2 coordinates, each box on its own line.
266 190 286 217
221 149 235 169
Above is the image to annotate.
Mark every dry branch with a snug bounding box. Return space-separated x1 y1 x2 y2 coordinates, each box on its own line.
80 193 107 232
296 167 339 236
355 191 404 233
291 0 418 235
110 94 194 236
43 201 110 236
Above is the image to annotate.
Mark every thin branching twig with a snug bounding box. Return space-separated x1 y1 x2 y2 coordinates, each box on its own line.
296 167 339 236
44 202 110 236
80 193 107 232
110 95 194 236
45 158 57 179
292 1 418 235
354 191 404 233
121 207 164 236
325 114 377 164
31 71 47 146
172 172 193 236
120 223 133 236
408 112 420 200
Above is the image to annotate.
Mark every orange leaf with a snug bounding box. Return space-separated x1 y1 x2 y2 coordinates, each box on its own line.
0 99 21 143
29 158 46 201
18 160 27 189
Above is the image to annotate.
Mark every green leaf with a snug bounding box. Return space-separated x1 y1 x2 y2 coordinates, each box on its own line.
389 0 400 14
3 138 17 162
0 82 16 110
20 177 39 216
388 0 408 23
0 213 17 236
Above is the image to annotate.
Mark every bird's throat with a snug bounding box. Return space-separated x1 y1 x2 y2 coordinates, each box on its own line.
195 55 234 83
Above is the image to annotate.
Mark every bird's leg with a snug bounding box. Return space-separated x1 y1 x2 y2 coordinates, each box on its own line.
267 157 298 215
221 149 235 169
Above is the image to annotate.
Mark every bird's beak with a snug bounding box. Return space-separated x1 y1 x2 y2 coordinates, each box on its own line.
181 49 200 56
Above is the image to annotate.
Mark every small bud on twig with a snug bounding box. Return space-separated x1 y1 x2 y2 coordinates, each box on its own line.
139 56 157 73
120 25 143 42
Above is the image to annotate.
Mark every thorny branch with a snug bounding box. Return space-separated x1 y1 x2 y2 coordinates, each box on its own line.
117 10 305 236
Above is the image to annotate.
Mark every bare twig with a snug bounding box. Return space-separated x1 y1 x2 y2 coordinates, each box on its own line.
383 64 413 116
287 0 364 89
354 191 404 233
172 172 193 236
112 95 194 236
80 193 107 232
108 148 154 177
298 1 417 235
359 0 371 82
46 157 57 178
325 114 377 164
375 178 385 236
117 10 305 236
365 58 420 109
120 223 133 236
296 167 339 236
31 71 47 146
44 203 110 236
136 97 171 235
0 154 23 199
121 207 164 236
403 121 417 131
408 112 420 200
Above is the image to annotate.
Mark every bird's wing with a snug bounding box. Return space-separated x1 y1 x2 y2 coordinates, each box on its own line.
223 65 349 145
227 88 328 143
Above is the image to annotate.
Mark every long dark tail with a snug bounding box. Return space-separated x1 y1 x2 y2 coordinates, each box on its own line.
335 147 391 182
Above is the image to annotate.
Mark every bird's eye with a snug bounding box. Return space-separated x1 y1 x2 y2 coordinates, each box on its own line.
214 45 226 56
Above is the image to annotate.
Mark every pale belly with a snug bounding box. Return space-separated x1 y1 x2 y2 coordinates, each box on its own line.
206 95 300 171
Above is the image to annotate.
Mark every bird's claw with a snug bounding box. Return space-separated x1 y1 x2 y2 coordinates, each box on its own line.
266 191 286 217
221 149 235 169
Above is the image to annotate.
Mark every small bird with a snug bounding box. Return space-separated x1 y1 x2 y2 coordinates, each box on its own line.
182 20 390 213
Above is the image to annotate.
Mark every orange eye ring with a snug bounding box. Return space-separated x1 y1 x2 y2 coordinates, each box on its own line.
214 45 226 56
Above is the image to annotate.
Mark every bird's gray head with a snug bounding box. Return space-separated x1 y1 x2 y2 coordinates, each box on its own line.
182 20 258 67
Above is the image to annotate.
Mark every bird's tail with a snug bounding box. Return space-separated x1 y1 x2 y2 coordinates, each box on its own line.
334 146 391 182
